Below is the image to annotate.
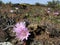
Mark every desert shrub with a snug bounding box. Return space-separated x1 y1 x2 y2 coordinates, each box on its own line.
21 5 27 9
6 2 12 5
47 0 60 9
35 3 40 6
0 0 4 5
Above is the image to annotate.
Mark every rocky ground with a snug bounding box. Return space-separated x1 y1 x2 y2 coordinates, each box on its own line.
0 4 60 45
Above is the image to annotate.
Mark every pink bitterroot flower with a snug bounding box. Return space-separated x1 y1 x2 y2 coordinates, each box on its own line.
48 8 51 10
53 12 59 15
13 22 30 41
47 10 50 13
